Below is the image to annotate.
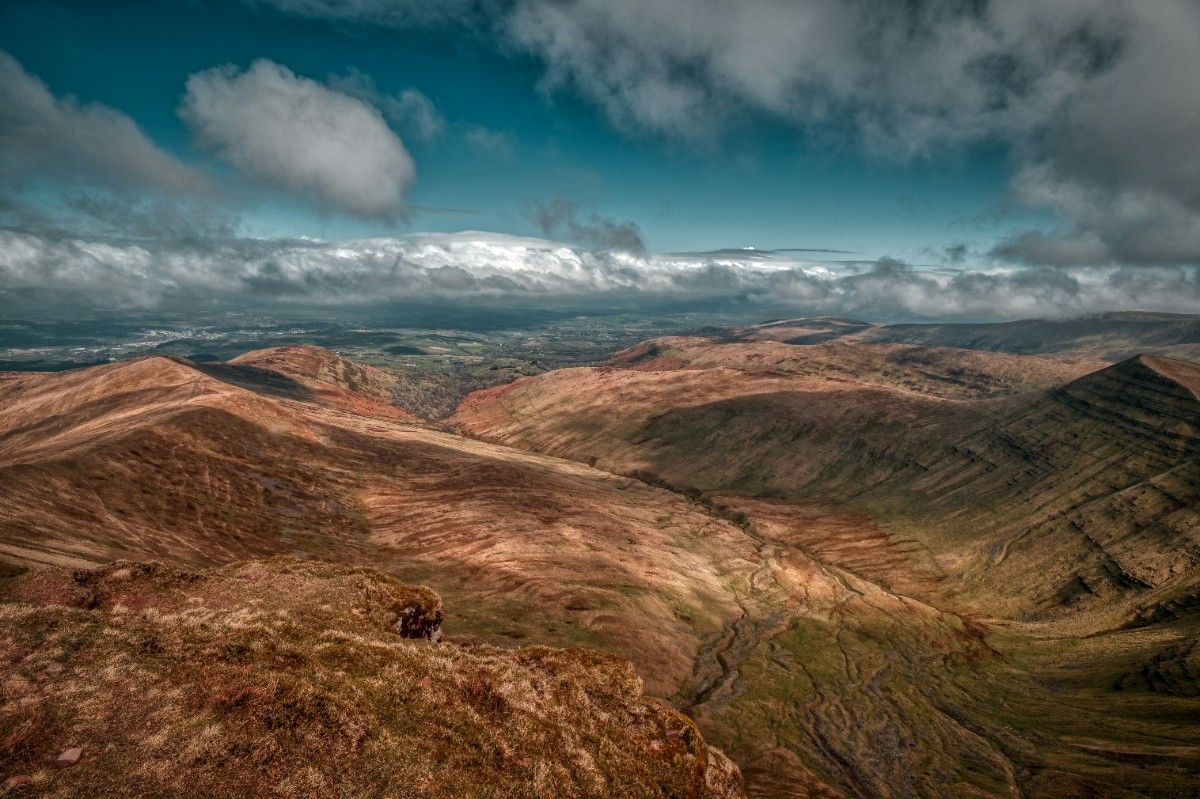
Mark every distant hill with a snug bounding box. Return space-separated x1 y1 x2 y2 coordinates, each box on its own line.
734 311 1200 361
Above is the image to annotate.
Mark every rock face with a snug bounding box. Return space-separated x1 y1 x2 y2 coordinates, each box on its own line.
392 593 444 641
56 748 82 767
0 557 744 799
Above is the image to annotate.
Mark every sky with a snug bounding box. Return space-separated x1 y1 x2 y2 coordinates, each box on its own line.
1 0 1199 322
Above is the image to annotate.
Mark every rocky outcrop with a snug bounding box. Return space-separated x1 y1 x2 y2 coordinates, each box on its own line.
392 591 443 641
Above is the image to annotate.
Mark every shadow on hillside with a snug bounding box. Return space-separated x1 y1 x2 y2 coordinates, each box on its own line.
186 361 314 402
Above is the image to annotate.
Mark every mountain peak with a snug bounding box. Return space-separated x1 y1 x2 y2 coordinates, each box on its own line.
230 344 347 378
230 345 417 420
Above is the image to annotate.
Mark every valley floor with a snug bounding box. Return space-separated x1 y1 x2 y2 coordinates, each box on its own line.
672 497 1200 798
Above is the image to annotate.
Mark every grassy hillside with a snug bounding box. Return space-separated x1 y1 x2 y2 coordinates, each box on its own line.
4 340 1198 797
0 351 754 699
0 557 742 798
453 338 1200 797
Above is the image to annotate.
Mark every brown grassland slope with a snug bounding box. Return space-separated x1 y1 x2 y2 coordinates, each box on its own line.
3 338 1199 798
451 337 1104 484
453 337 1200 798
0 350 757 699
228 344 420 420
0 557 741 798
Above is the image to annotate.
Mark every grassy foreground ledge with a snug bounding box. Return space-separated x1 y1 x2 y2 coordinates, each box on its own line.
0 557 743 799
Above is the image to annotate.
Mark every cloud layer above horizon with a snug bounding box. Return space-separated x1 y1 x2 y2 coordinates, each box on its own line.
2 229 1196 321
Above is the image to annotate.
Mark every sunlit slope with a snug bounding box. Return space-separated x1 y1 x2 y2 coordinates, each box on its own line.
0 351 753 696
626 354 1200 627
0 356 372 568
451 338 1103 492
455 340 1198 626
229 343 421 419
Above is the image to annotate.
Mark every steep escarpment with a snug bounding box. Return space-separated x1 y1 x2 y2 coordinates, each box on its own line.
879 355 1200 624
0 558 743 799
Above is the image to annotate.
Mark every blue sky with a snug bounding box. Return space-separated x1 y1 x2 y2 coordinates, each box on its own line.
0 1 1197 320
0 0 1039 259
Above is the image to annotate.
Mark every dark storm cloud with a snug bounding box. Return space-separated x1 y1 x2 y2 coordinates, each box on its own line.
528 199 647 253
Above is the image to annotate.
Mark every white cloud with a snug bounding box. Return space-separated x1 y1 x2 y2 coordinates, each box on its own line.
246 0 487 28
389 88 445 140
2 229 1196 320
503 0 1200 265
995 164 1200 266
464 126 513 157
328 69 445 141
179 59 416 219
503 0 1108 149
250 1 1200 266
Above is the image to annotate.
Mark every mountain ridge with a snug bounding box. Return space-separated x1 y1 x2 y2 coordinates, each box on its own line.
731 312 1200 360
3 338 1199 797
